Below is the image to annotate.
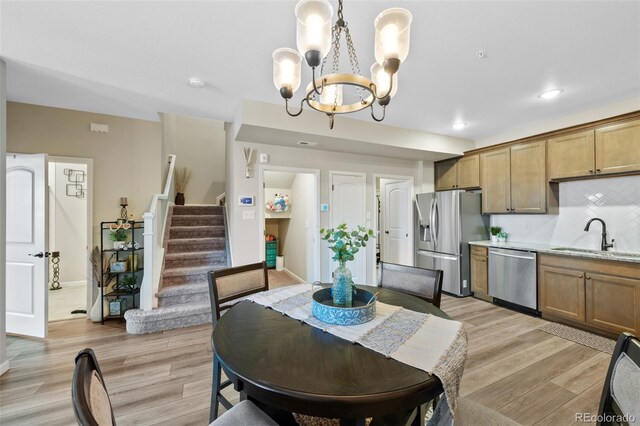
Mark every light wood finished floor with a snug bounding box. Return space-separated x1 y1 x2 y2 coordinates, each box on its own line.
0 295 609 425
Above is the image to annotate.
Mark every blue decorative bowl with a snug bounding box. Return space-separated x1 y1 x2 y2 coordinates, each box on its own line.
312 288 377 326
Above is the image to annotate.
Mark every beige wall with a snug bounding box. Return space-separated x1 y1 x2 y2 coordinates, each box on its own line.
282 173 315 282
161 113 225 204
227 140 422 284
7 102 162 241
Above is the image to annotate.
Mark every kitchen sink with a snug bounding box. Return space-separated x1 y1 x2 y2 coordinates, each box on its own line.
550 247 640 258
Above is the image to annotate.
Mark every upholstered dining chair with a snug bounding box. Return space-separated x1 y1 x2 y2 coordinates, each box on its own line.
378 262 444 308
207 261 270 422
72 348 116 426
72 348 276 426
598 332 640 425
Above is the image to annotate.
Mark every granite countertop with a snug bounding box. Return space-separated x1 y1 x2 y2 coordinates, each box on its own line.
469 240 640 264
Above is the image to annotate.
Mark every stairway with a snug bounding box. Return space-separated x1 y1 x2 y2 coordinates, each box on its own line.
125 205 230 334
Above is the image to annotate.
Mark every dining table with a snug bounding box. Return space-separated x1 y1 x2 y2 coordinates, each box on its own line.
211 285 452 426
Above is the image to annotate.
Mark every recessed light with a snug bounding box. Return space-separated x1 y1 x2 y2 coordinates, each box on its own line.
188 78 206 88
452 122 467 130
538 89 563 100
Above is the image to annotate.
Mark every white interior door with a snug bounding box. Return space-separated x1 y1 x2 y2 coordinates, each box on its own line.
382 180 412 265
6 154 48 338
330 173 366 284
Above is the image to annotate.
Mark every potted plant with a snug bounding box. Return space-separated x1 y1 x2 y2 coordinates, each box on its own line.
320 224 375 308
174 167 191 206
498 232 508 243
489 226 502 243
121 274 138 293
110 229 128 250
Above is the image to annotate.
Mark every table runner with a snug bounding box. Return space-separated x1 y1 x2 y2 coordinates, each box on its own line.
245 284 467 417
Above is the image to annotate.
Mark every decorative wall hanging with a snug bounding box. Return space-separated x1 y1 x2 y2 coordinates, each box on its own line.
49 251 61 290
64 168 86 198
242 148 255 178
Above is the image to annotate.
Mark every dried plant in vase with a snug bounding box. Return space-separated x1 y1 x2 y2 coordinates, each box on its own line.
174 167 191 205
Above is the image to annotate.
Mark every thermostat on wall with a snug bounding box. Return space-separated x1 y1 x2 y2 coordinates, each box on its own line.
320 204 329 212
239 196 254 206
259 153 269 163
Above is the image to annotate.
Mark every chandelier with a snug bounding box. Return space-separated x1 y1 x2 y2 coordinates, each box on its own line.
272 0 412 129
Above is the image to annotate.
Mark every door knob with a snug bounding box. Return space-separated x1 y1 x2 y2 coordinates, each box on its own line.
384 231 390 234
29 252 44 258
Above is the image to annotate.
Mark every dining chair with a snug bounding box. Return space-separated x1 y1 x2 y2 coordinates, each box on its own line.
207 261 270 422
597 332 640 425
71 348 116 426
378 262 444 308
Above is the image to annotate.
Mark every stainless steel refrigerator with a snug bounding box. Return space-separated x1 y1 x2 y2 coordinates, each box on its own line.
415 191 489 296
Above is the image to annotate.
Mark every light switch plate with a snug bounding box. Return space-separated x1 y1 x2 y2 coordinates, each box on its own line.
259 153 269 163
242 210 255 220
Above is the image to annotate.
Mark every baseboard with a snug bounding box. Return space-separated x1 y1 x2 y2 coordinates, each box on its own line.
0 360 9 376
283 268 307 284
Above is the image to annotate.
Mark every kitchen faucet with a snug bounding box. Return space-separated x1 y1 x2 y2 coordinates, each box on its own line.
583 218 615 251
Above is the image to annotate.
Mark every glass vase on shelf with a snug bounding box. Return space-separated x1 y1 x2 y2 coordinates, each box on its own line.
332 261 353 307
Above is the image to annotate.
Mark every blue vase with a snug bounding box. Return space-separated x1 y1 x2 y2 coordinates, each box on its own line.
332 262 353 307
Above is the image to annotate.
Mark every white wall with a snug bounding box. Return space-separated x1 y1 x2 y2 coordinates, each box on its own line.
161 113 225 204
228 140 423 284
282 174 315 282
491 175 640 252
1 59 9 375
49 162 88 284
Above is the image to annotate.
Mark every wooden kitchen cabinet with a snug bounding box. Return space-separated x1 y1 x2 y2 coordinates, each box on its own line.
538 265 586 322
435 158 458 191
510 140 547 213
481 147 511 213
585 273 640 335
481 141 550 214
539 254 640 337
595 118 640 176
470 245 488 298
435 155 480 191
457 155 480 189
547 130 595 180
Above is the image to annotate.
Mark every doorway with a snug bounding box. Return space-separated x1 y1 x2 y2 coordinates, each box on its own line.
47 158 91 321
258 166 320 284
374 175 414 280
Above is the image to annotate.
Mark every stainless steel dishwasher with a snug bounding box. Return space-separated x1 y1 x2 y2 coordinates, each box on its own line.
488 248 537 311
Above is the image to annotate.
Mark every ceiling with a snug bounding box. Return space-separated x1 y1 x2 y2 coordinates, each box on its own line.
1 1 639 141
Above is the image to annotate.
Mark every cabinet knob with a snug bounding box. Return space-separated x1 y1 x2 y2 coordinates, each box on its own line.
596 169 601 173
588 169 594 174
586 275 591 280
578 274 584 279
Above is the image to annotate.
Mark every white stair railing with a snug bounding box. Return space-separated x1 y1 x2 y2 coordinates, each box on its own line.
140 154 176 311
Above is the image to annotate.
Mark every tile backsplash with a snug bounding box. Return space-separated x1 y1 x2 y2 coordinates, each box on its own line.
491 175 640 252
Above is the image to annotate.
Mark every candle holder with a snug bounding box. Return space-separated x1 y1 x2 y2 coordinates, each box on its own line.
119 197 128 223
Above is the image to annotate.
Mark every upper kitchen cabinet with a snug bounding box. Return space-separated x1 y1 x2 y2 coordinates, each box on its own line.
510 141 547 213
595 118 640 176
481 141 553 214
457 155 480 189
547 130 595 180
434 158 458 191
434 155 480 191
481 147 511 213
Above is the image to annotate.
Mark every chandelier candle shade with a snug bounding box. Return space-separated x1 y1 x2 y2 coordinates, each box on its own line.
273 0 412 129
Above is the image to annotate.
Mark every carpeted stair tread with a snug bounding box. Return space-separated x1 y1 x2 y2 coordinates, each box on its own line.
166 237 226 253
156 281 209 298
164 250 225 261
172 205 223 215
124 303 212 334
170 215 223 226
162 265 225 278
169 225 225 239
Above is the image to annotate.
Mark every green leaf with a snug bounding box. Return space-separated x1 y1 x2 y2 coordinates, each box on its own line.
368 229 374 236
362 242 367 247
351 231 358 237
352 247 359 254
